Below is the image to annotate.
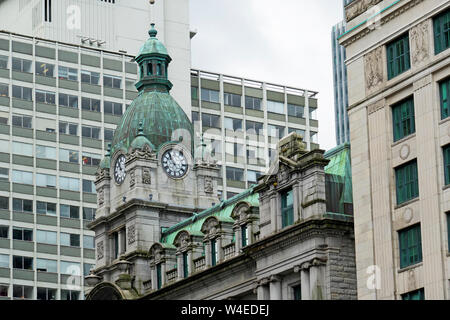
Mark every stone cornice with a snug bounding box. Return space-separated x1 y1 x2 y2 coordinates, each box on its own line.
244 217 354 260
341 0 424 48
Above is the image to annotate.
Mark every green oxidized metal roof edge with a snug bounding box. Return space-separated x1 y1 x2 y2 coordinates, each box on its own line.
161 186 259 245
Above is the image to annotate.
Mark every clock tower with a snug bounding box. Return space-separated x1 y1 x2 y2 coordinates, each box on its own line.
86 24 220 299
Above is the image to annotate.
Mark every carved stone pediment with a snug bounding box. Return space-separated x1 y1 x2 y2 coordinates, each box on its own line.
201 217 220 237
149 243 164 261
173 230 191 250
95 167 110 183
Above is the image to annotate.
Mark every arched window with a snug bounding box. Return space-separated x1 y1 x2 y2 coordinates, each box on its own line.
241 224 248 247
182 252 189 278
156 263 162 289
210 238 217 266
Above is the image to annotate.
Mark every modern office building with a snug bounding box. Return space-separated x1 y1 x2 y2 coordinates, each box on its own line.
331 20 349 146
0 19 319 299
0 0 193 117
340 0 450 299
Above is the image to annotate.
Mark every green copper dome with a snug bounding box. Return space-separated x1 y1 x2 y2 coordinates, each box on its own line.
109 24 193 157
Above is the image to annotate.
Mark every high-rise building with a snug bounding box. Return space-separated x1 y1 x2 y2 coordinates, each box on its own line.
0 0 193 117
331 21 349 146
331 0 351 146
0 14 320 302
340 0 450 299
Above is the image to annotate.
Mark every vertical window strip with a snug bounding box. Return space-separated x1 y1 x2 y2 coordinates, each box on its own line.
444 146 450 185
440 78 449 120
434 9 450 54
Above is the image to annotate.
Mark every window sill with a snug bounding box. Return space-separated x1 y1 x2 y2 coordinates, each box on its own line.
438 116 450 126
394 197 419 210
391 133 416 148
442 184 450 191
398 262 422 274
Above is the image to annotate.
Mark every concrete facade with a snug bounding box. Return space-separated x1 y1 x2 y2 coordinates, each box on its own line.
340 0 450 300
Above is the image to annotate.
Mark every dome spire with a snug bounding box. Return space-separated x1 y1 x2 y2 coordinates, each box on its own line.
149 23 157 38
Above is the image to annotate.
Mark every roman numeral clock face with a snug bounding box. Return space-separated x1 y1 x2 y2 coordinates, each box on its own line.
162 149 188 179
114 155 126 185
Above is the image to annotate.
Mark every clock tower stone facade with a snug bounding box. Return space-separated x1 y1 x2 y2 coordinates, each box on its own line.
85 24 219 299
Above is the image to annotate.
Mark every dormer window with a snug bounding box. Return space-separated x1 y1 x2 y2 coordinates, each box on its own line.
281 189 294 228
156 263 162 289
182 252 189 278
241 224 248 247
210 238 218 266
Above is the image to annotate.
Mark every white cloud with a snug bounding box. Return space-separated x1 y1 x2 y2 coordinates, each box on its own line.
190 0 344 151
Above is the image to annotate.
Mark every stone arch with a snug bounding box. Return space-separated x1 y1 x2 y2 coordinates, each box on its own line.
149 243 164 261
173 230 191 249
85 282 124 300
200 216 220 237
231 201 252 222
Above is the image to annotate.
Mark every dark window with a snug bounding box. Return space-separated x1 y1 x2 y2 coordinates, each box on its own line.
201 88 219 103
191 87 198 100
0 196 8 210
392 97 415 142
444 145 450 186
281 189 294 228
12 85 32 101
402 288 424 300
58 66 78 81
224 92 241 107
224 117 242 131
13 256 33 270
61 290 79 301
399 224 422 269
82 180 96 193
13 227 32 241
0 226 8 239
211 238 217 266
395 160 419 205
13 285 33 299
59 122 78 136
12 114 32 128
104 101 123 116
81 97 101 112
103 75 121 89
113 232 119 259
35 89 55 104
226 167 244 181
83 208 95 221
440 77 450 120
246 120 263 135
245 96 262 110
156 264 162 289
12 198 33 213
293 285 302 300
241 225 248 247
288 104 305 118
81 70 100 85
60 204 79 219
82 126 100 139
202 113 220 128
104 129 115 141
192 111 199 122
11 58 31 73
433 8 450 54
183 252 188 278
59 93 78 109
60 233 80 247
387 33 411 80
37 287 56 300
0 55 8 70
0 83 8 97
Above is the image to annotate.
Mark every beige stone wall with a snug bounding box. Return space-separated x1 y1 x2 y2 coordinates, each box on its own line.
341 0 450 299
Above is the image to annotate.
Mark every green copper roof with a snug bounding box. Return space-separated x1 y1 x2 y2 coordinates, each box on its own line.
138 24 169 57
107 24 193 156
324 143 353 214
161 187 259 245
110 91 193 155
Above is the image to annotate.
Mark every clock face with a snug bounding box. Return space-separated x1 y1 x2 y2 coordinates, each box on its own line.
162 149 188 179
114 155 126 185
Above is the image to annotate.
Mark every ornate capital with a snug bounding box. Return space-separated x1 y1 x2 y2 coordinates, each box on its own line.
364 46 384 94
410 20 430 67
97 241 104 260
127 144 157 163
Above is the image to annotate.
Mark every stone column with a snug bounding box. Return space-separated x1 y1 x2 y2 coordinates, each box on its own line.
293 183 300 222
255 278 270 300
187 250 193 276
205 242 211 267
309 261 325 300
176 254 183 280
151 267 157 290
216 236 223 262
301 268 310 300
247 223 253 245
269 275 282 300
270 194 278 233
234 228 241 255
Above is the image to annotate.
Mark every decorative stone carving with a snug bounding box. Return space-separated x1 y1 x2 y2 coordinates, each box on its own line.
98 188 104 206
127 144 156 162
400 144 410 160
410 21 429 66
129 169 136 188
364 47 384 92
97 241 104 260
345 0 383 22
95 168 110 183
127 225 136 245
142 168 151 184
204 177 213 194
403 208 413 223
407 269 416 292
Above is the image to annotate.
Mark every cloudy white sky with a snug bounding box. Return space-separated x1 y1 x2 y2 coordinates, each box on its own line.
189 0 344 151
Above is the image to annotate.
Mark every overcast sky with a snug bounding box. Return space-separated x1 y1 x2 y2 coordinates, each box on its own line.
189 0 344 151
